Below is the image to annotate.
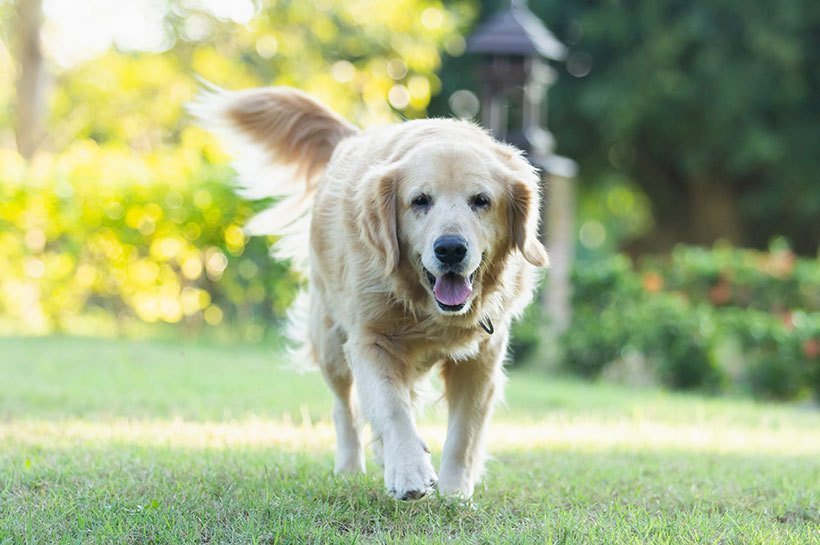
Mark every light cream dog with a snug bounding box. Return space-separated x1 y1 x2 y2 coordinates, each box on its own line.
192 86 547 500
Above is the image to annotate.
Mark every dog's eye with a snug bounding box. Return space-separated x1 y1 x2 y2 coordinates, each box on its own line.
470 193 491 210
411 194 432 209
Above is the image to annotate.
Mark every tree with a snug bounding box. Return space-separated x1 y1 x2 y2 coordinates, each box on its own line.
42 0 471 152
432 0 820 254
13 0 46 158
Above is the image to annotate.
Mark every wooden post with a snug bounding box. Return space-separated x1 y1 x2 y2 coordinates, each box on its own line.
542 157 577 336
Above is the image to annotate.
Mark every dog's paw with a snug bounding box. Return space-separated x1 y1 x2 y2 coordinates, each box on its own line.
384 438 437 501
334 454 365 475
437 476 473 498
437 461 475 497
333 441 365 474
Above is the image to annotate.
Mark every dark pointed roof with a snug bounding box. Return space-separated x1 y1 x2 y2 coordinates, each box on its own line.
466 2 567 61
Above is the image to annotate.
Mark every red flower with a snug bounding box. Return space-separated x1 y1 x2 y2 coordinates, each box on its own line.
803 339 820 359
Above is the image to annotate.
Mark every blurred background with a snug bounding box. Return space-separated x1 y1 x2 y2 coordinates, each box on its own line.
1 0 818 401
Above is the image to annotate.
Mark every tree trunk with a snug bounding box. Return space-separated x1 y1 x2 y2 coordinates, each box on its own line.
688 177 744 245
624 148 692 255
15 0 46 159
626 152 746 254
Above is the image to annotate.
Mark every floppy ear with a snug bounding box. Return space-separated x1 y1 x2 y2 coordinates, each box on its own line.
357 165 400 274
509 178 549 267
491 143 549 267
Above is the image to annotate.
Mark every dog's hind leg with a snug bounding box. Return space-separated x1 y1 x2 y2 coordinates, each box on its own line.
317 322 365 474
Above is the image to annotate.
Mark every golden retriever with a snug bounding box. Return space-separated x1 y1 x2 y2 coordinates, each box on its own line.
192 86 547 500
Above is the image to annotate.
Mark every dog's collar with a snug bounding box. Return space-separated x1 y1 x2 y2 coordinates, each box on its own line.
478 317 494 335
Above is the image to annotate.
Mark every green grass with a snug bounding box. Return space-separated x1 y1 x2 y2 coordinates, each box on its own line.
1 336 818 544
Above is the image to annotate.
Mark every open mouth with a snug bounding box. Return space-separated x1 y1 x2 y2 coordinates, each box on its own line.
424 268 475 312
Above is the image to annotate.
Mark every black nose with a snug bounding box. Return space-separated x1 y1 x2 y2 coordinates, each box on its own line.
434 235 468 265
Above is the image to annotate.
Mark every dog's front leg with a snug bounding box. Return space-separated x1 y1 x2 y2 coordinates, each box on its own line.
438 331 508 497
344 334 437 500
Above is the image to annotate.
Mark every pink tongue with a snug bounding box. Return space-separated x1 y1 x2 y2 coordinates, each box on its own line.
433 274 472 307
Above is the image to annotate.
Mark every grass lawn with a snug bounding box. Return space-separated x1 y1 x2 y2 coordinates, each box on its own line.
1 336 818 544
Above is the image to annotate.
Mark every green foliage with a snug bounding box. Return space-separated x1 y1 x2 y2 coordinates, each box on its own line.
641 241 820 312
561 307 630 378
554 246 820 400
32 0 473 154
723 308 820 400
431 0 820 253
630 296 722 391
0 142 298 338
560 256 643 377
555 0 820 252
508 301 547 365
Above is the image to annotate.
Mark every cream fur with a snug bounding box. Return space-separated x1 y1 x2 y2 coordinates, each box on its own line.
193 85 548 500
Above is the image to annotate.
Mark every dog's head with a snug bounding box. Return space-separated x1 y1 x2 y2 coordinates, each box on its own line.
358 138 548 316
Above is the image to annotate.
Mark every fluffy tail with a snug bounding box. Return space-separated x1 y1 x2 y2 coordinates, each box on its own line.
190 83 357 367
188 82 358 273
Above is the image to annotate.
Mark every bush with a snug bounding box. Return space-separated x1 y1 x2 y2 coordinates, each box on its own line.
722 309 820 400
509 303 548 366
640 242 820 312
561 255 722 390
629 296 722 391
0 142 299 339
561 307 630 378
553 248 819 400
560 256 639 376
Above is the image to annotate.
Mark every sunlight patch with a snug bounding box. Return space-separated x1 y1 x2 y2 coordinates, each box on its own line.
2 418 818 457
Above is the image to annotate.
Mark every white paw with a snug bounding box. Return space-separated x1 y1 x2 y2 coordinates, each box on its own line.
437 472 473 498
334 458 364 475
334 446 365 474
384 437 437 501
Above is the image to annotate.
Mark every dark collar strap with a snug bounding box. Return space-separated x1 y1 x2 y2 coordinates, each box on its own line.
479 317 494 335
